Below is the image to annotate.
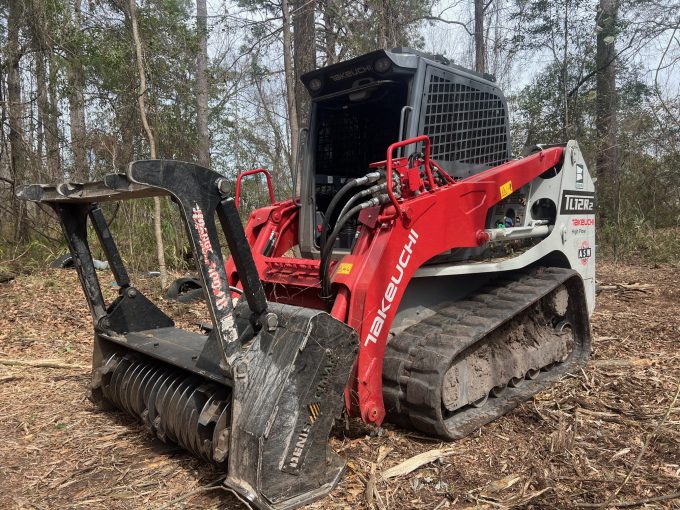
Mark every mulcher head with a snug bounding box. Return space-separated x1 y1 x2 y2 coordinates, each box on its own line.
17 160 358 510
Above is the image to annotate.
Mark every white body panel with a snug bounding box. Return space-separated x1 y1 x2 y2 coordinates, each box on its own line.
412 140 596 315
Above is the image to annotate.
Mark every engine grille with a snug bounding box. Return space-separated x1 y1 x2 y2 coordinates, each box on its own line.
421 70 510 176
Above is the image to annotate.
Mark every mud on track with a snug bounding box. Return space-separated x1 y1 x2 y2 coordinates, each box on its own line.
0 262 678 509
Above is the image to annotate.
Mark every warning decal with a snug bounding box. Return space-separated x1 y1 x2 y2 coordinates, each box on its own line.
500 181 513 199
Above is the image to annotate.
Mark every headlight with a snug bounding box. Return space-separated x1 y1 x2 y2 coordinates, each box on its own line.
373 57 391 73
309 78 323 92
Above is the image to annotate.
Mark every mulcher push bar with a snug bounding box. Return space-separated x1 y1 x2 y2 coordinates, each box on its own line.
18 160 267 363
17 160 358 510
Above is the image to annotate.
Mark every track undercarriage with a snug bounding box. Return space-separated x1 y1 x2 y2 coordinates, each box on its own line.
383 267 591 439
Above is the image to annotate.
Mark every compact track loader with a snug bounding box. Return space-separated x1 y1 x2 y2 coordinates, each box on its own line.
18 48 595 509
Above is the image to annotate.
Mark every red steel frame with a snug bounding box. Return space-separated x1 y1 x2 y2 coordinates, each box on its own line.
226 137 565 425
234 168 276 208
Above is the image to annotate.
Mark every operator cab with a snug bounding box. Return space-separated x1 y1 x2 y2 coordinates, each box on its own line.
297 48 511 259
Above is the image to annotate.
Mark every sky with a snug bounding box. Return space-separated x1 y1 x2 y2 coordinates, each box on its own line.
200 0 679 126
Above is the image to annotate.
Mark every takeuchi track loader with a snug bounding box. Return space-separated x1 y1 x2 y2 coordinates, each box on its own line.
18 48 596 509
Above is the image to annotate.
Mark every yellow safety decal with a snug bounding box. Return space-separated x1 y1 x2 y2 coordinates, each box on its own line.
336 263 353 275
499 180 513 199
308 402 321 423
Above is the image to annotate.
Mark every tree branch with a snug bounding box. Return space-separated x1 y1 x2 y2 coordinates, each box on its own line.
654 25 680 130
421 16 473 36
568 32 637 98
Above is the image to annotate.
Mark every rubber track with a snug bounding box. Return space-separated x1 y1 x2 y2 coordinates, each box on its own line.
382 267 591 440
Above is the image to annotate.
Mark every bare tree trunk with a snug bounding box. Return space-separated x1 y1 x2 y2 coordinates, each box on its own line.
36 55 45 168
563 0 569 140
293 0 316 128
68 0 87 180
474 0 486 73
129 0 168 288
34 40 60 180
595 0 619 224
379 0 391 47
281 0 299 178
0 73 8 187
7 0 28 241
254 78 289 191
196 0 211 168
322 0 337 65
47 56 62 179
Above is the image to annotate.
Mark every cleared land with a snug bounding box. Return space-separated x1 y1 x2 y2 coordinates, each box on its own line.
0 262 678 509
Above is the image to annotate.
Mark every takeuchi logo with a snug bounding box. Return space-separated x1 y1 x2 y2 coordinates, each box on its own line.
329 65 371 82
363 229 419 347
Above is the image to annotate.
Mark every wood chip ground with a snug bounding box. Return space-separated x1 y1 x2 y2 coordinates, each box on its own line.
0 262 678 509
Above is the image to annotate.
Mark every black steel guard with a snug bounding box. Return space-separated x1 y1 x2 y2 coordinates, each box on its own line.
127 160 268 368
17 160 268 373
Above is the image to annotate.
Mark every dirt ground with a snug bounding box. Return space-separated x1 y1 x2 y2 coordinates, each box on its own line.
0 262 678 510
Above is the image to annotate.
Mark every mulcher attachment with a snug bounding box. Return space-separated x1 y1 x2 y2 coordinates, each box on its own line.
17 160 358 510
94 351 233 463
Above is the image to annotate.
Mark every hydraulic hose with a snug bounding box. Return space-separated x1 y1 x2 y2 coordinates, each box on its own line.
319 202 367 304
319 194 390 307
319 171 381 250
335 182 387 224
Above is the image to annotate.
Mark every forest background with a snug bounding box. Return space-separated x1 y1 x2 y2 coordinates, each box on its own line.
0 0 678 278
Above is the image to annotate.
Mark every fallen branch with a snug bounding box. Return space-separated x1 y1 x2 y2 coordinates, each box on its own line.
224 487 254 510
598 283 653 293
0 358 88 370
152 481 226 510
365 462 378 509
381 447 455 480
366 446 390 509
0 375 23 383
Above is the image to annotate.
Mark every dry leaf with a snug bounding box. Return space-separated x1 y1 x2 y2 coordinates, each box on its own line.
381 448 455 480
610 447 631 461
480 474 521 497
376 445 392 464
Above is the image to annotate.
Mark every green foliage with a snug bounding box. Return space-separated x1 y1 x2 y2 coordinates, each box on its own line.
508 2 679 264
0 237 67 273
599 223 680 264
2 0 678 271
